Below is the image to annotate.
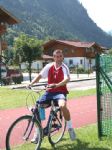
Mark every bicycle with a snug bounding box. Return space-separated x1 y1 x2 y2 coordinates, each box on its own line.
6 86 66 150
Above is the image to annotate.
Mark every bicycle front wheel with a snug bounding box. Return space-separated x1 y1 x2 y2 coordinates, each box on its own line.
6 115 42 150
48 109 66 146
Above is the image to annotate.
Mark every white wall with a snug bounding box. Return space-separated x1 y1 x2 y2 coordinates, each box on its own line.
64 57 95 69
21 61 44 70
1 64 7 78
21 57 95 70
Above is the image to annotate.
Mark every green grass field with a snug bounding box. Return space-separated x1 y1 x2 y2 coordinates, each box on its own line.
35 124 112 150
0 87 96 110
1 87 112 150
4 125 112 150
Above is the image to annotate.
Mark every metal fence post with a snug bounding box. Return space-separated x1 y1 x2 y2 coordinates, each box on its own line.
96 53 102 138
0 37 2 85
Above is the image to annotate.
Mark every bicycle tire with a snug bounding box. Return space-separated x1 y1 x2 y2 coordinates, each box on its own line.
48 109 66 146
6 115 42 150
26 91 40 111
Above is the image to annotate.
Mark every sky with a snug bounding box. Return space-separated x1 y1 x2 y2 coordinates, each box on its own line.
78 0 112 32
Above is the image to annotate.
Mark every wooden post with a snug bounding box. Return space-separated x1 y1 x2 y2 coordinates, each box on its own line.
0 36 2 85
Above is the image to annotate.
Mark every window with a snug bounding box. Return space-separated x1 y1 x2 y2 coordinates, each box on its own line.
72 49 74 53
86 48 90 52
89 59 92 64
69 59 73 65
91 47 95 52
63 48 68 55
69 59 74 68
47 49 54 55
80 59 83 64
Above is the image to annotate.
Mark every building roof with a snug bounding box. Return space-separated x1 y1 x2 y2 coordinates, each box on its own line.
38 54 53 60
57 40 96 48
43 40 105 50
0 6 20 24
42 54 53 60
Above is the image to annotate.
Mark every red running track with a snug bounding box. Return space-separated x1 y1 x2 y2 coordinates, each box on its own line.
0 95 97 149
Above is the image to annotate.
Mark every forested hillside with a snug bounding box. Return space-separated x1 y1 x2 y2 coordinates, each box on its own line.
1 0 112 47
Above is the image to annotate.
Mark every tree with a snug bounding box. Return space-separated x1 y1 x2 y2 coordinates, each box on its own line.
13 33 43 81
109 48 112 55
3 46 14 65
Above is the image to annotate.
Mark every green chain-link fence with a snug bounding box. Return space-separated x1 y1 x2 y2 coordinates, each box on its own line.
96 54 112 138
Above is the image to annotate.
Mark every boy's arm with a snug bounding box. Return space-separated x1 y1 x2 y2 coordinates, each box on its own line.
29 74 42 86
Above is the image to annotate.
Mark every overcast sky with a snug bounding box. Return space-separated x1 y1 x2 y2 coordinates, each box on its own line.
78 0 112 32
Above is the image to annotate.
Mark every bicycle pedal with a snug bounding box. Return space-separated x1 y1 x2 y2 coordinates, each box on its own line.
43 128 48 136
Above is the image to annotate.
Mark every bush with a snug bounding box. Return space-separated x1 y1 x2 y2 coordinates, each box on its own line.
77 67 85 74
2 77 12 85
12 75 23 84
85 69 93 74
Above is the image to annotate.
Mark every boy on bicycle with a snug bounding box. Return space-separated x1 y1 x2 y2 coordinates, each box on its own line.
28 49 76 143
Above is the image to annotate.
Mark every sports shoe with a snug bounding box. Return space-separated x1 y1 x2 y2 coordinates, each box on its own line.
31 136 38 144
68 128 76 141
31 128 39 144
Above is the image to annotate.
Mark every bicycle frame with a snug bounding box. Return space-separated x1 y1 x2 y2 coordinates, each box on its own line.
21 106 42 141
42 104 63 136
25 100 63 140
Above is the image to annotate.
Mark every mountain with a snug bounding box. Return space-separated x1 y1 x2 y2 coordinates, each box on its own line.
1 0 112 48
108 30 112 36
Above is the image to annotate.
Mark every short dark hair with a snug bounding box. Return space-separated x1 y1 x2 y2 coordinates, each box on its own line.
53 49 63 56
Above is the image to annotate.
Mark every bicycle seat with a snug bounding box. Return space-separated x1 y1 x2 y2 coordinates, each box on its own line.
37 99 59 109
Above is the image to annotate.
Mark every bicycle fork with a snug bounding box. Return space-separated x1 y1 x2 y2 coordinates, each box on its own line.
44 109 62 136
23 108 41 141
22 116 35 140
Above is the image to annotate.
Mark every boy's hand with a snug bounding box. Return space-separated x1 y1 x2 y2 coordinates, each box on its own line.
26 83 32 89
46 84 56 90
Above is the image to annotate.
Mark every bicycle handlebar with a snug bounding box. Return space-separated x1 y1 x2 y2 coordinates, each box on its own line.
11 82 47 89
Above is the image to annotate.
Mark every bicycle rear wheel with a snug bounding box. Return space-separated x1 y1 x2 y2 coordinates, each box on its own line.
48 109 66 146
6 115 42 150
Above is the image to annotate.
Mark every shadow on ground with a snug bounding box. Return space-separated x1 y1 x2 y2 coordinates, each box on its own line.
41 138 110 150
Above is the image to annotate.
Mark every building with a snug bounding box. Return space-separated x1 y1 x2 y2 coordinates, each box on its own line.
21 54 53 72
43 40 108 70
0 6 20 83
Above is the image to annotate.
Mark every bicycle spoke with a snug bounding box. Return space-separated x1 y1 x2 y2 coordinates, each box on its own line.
48 109 66 145
6 115 42 150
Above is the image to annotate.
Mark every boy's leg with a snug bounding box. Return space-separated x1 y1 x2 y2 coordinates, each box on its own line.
58 99 76 141
31 127 39 143
58 99 70 121
31 92 47 143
